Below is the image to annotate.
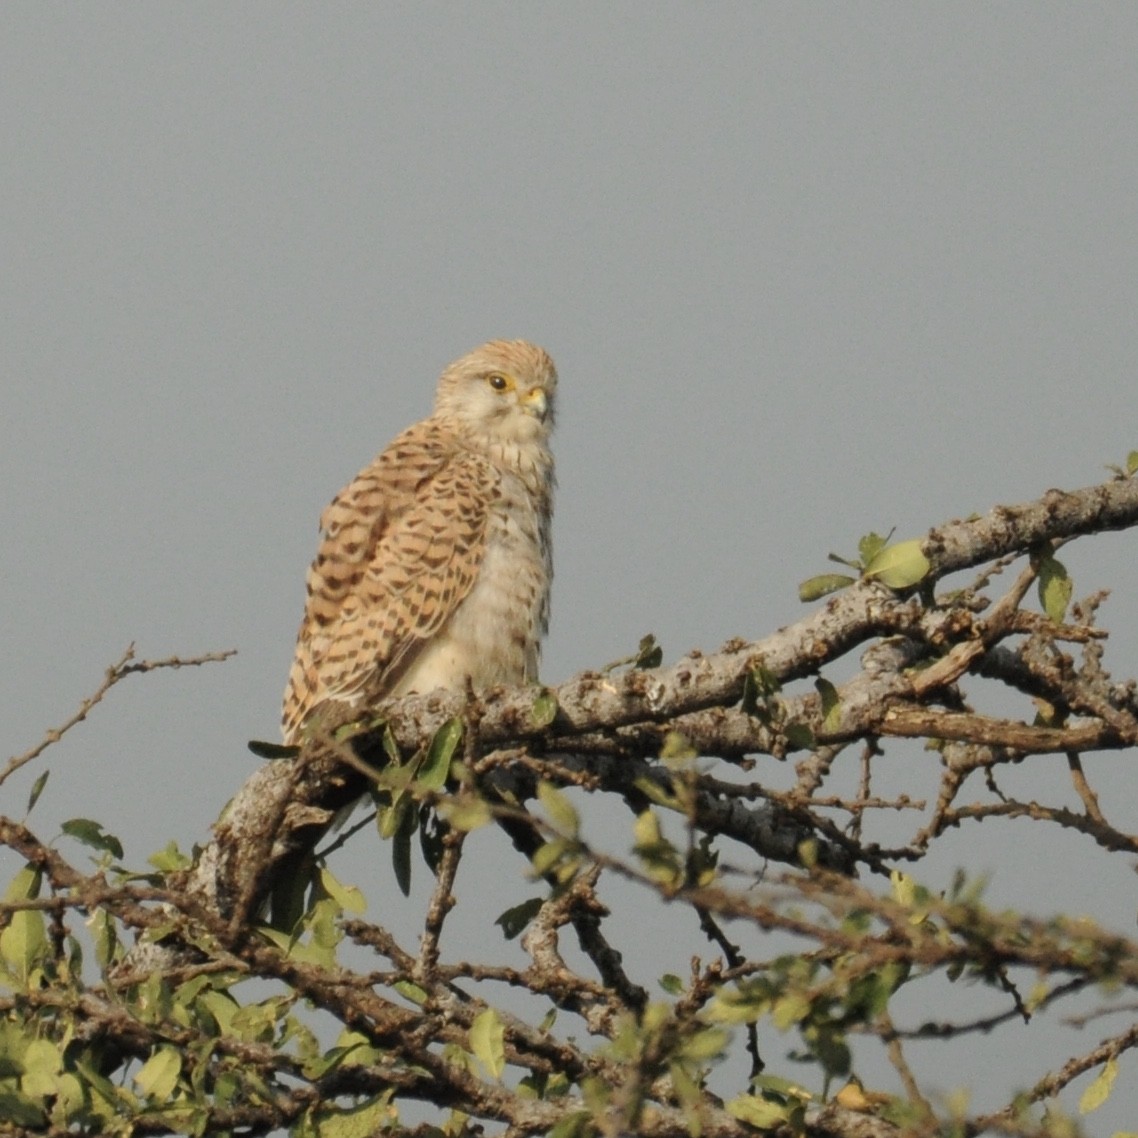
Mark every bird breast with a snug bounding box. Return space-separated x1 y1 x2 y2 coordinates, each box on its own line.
390 463 552 697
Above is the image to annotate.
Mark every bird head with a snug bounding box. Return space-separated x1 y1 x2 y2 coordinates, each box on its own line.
433 340 557 447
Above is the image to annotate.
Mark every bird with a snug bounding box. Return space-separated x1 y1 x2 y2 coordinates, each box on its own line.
282 340 557 745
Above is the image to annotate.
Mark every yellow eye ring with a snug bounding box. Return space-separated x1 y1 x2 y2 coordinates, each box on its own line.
487 373 510 392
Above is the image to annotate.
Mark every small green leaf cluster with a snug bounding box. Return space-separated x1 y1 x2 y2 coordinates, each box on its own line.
725 1073 812 1131
1106 449 1138 477
528 781 586 886
1034 549 1073 624
601 633 663 673
706 930 911 1098
261 866 365 968
468 1007 506 1080
569 1002 730 1135
800 529 931 601
370 717 463 896
740 664 818 753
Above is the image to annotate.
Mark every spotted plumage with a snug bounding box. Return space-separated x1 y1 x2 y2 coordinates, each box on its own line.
282 340 557 743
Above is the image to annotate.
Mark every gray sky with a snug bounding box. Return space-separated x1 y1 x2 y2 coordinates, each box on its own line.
3 5 1138 1128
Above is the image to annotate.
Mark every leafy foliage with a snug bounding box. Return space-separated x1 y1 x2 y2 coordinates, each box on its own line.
3 472 1138 1136
799 529 931 600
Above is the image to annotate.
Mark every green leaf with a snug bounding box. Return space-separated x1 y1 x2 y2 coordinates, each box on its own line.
378 722 400 764
268 851 316 933
784 722 815 749
65 932 84 979
844 962 908 1021
391 805 416 897
798 573 856 602
298 899 342 967
377 758 415 838
659 731 698 765
319 868 365 914
678 1026 729 1062
530 838 570 878
549 1112 592 1138
75 1055 135 1116
815 678 841 733
1127 450 1138 475
54 1070 87 1120
247 739 300 759
134 1046 182 1100
418 806 445 875
857 531 891 565
308 1095 395 1138
297 1051 347 1085
393 979 428 1005
25 771 49 816
1080 1056 1117 1114
495 897 544 940
148 841 192 872
864 539 931 589
750 1073 813 1102
634 809 663 848
636 633 663 669
469 1008 506 1079
809 1029 851 1078
90 908 119 969
1 867 46 984
61 818 124 859
659 973 684 996
772 991 812 1030
669 1059 702 1110
1037 553 1073 624
439 794 492 832
741 664 781 718
3 864 42 904
726 1093 789 1126
530 689 559 729
633 810 682 888
378 783 411 842
330 715 373 744
537 780 579 838
633 775 680 810
0 1087 44 1127
19 1039 62 1098
419 718 462 790
890 869 917 907
687 834 719 887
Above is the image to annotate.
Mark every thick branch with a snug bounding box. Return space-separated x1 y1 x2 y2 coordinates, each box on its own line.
177 474 1138 932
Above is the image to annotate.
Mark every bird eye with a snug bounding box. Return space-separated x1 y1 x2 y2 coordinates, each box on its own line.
487 373 510 392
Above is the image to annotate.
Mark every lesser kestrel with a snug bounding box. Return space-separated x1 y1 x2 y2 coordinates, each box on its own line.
282 340 557 743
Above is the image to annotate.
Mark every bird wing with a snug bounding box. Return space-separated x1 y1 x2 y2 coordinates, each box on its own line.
282 420 496 742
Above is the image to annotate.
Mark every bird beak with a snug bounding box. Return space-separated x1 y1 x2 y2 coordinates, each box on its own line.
522 388 549 421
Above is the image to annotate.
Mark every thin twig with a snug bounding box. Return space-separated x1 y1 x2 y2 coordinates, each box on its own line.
879 1010 934 1119
417 824 465 979
1 645 236 787
1065 749 1108 824
974 1022 1138 1126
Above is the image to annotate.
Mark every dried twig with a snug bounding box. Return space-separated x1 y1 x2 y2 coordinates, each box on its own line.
1 644 235 787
